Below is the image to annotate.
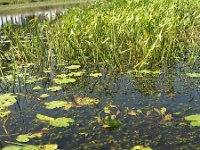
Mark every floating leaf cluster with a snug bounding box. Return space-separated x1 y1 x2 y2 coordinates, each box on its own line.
36 114 74 127
0 93 16 118
185 114 200 126
186 72 200 78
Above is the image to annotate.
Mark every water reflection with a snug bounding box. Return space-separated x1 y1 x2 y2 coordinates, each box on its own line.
0 9 66 29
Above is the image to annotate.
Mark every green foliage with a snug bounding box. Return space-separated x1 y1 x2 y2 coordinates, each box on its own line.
36 114 74 127
16 132 42 143
0 93 16 109
90 73 102 77
75 97 99 106
103 119 121 128
131 145 152 150
44 101 67 109
66 65 81 70
2 144 58 150
54 78 76 84
186 73 200 78
1 0 200 70
40 94 50 99
33 86 42 90
47 86 62 92
185 114 200 126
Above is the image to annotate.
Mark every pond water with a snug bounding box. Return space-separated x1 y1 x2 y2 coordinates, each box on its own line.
0 9 65 29
0 64 199 149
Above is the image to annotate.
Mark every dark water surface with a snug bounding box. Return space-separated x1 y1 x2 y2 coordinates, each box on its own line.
0 65 199 150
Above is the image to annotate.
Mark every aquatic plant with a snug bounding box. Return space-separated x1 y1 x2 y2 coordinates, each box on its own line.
1 0 200 71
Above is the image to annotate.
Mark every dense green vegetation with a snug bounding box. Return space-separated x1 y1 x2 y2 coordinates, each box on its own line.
1 0 200 71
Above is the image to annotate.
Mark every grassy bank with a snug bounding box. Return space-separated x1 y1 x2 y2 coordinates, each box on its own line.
1 0 200 71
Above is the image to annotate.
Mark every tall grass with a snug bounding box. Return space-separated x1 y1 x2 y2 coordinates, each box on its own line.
1 0 200 71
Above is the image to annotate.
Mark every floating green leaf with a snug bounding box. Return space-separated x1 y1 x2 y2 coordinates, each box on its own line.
76 97 99 106
54 78 76 84
129 69 162 75
16 132 43 143
36 114 54 122
47 86 62 92
40 144 58 150
56 74 68 78
2 144 58 150
0 93 16 109
103 119 121 128
36 114 74 128
50 117 74 127
186 72 200 78
44 101 67 109
16 134 32 142
2 145 22 150
44 69 52 73
40 94 49 99
90 73 102 77
25 77 43 84
184 114 200 126
67 71 85 77
33 86 42 91
0 110 11 118
131 145 152 150
66 65 81 69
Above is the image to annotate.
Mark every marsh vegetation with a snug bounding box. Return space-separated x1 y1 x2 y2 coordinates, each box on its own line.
0 0 200 149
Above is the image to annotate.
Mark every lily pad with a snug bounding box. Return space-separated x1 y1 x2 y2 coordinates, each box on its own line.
36 114 74 128
56 74 68 78
2 144 58 150
186 72 200 78
50 117 74 127
67 71 85 77
33 86 42 91
90 73 102 77
0 110 11 118
75 97 99 106
54 78 76 84
0 93 16 109
40 144 58 150
2 145 22 150
36 114 54 122
131 145 152 150
16 134 32 143
184 114 200 126
16 132 42 143
103 119 121 128
44 101 67 109
47 86 62 92
129 69 162 75
25 77 43 84
66 65 81 69
40 94 49 99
